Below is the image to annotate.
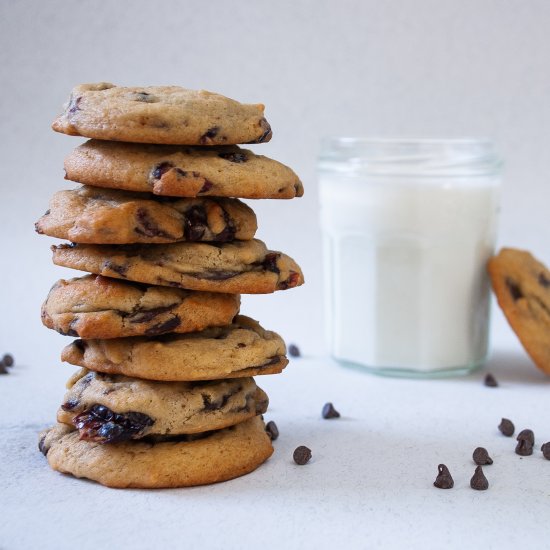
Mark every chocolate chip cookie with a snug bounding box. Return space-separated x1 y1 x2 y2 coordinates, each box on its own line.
35 186 257 244
52 83 272 145
61 315 288 381
488 247 550 374
64 140 304 199
39 416 273 488
51 239 304 294
42 275 240 339
58 369 268 440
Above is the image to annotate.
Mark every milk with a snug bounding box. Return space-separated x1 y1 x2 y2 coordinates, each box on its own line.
319 173 500 373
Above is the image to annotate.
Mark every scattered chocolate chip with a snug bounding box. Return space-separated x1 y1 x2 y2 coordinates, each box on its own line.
265 421 279 441
2 354 14 367
498 418 515 437
515 439 533 456
538 273 550 288
541 442 550 460
288 344 301 357
293 445 312 465
484 373 498 387
322 402 340 419
470 465 489 490
517 429 535 445
218 151 248 163
0 362 8 375
473 447 493 465
433 464 454 489
505 277 523 301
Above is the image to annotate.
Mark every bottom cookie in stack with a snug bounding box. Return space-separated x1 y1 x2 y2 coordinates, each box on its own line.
39 370 273 488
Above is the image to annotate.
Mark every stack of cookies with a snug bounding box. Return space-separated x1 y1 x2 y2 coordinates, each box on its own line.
36 83 304 488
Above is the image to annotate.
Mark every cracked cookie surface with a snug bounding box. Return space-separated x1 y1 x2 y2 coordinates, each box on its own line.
42 275 240 339
62 315 288 381
64 140 303 199
36 186 257 244
58 369 268 440
488 247 550 374
39 416 273 488
52 83 272 145
52 238 304 294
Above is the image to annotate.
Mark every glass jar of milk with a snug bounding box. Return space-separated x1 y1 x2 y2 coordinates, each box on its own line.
318 138 501 377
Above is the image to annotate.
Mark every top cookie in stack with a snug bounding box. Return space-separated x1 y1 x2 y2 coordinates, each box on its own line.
38 83 304 489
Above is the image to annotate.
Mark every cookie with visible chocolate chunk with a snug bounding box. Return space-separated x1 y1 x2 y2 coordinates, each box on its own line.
35 186 257 244
52 83 272 145
51 238 304 294
61 315 288 381
58 369 268 440
42 275 240 339
488 248 550 374
39 416 273 488
64 140 303 199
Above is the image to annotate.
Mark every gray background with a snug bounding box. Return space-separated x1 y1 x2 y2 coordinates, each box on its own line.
1 0 549 368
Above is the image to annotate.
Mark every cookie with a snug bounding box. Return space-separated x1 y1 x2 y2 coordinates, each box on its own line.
52 83 272 145
51 238 304 294
61 315 288 381
64 140 304 199
58 369 268 440
39 416 273 488
488 247 550 374
35 186 257 244
41 275 240 339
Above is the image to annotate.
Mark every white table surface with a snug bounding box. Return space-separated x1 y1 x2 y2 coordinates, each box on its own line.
1 340 550 550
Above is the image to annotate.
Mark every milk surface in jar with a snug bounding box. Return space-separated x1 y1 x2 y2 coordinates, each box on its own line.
318 138 501 376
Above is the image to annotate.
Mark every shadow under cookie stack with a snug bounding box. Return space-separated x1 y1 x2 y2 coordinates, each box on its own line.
36 83 304 488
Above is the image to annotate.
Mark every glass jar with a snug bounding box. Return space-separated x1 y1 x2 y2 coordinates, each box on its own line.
318 138 502 377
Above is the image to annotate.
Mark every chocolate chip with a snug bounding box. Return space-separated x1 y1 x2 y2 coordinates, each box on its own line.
38 435 48 456
144 316 181 336
470 465 489 490
541 442 550 460
73 339 88 352
473 447 493 465
288 344 301 357
538 273 550 288
433 464 454 489
73 404 154 444
218 151 248 163
293 445 312 465
262 253 280 274
61 399 79 411
184 205 207 241
67 95 82 115
517 429 535 445
200 126 220 144
198 180 213 194
248 118 272 143
150 162 174 181
515 439 533 456
505 277 523 301
266 421 279 441
498 418 515 437
104 261 128 278
2 354 14 367
484 373 498 387
0 362 8 375
135 208 172 239
322 402 340 419
128 306 173 324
